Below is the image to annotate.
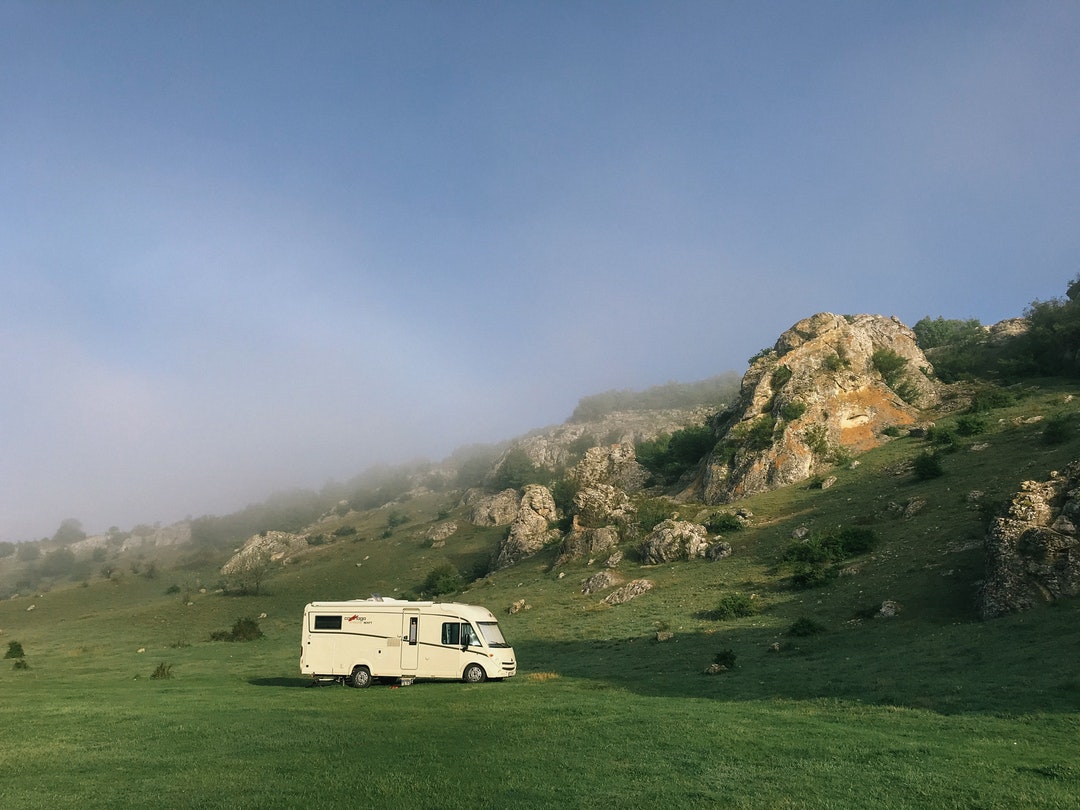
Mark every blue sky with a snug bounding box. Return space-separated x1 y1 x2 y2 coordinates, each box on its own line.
2 1 1078 541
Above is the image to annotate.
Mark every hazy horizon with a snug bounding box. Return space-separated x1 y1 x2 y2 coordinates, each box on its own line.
3 2 1079 542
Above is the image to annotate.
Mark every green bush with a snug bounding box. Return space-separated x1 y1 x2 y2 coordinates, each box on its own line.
968 388 1014 413
704 512 743 533
713 649 737 669
872 348 909 387
784 528 876 590
210 617 264 643
770 365 793 390
1043 414 1074 445
925 426 957 450
894 380 922 405
791 562 839 590
712 593 756 620
5 640 25 659
151 662 173 680
743 415 777 452
780 400 807 421
823 351 847 372
422 564 463 596
13 659 29 671
913 451 945 480
633 498 678 535
787 617 827 637
956 415 988 436
636 425 716 486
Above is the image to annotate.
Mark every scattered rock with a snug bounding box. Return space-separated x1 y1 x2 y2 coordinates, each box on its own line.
704 663 726 675
875 600 902 618
655 631 674 642
581 570 616 596
705 541 733 561
508 598 531 615
820 475 837 490
603 579 654 605
426 521 458 544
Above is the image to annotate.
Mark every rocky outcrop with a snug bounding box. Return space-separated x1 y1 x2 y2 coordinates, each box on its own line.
572 483 634 528
221 530 308 575
571 443 647 492
464 488 521 526
498 408 714 477
698 313 939 504
556 524 619 566
491 484 560 570
639 519 710 564
978 463 1080 619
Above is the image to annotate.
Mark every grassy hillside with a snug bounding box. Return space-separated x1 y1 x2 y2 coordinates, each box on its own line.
1 379 1079 807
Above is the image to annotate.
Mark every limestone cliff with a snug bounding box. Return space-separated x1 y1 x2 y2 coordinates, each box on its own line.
696 313 940 504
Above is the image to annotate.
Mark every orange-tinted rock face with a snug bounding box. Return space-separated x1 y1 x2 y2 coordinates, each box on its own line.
700 313 939 505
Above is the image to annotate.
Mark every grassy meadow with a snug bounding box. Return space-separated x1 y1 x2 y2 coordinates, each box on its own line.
2 382 1080 808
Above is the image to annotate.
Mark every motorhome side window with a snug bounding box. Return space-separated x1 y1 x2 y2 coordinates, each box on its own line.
441 622 460 645
314 615 342 630
441 622 481 645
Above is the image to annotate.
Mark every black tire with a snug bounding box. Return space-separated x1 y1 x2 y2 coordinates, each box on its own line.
462 663 487 684
349 665 372 688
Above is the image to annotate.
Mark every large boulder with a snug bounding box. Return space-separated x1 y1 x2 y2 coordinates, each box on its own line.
491 485 560 570
639 519 710 564
978 463 1080 619
464 488 522 526
572 443 647 491
573 483 634 528
697 313 940 504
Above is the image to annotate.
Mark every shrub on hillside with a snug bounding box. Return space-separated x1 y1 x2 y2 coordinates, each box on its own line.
713 649 737 669
780 400 807 421
871 348 909 387
5 640 25 659
913 451 945 480
790 562 839 590
704 512 744 534
1043 413 1074 445
422 563 463 597
636 425 716 486
209 617 264 642
783 527 877 591
711 593 756 620
955 415 988 436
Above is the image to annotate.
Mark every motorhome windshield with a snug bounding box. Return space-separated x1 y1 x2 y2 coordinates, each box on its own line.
477 621 510 648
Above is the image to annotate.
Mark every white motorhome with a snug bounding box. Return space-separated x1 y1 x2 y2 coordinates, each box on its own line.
300 597 516 687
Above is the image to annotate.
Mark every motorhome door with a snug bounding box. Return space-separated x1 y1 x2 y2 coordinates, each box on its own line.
401 610 419 671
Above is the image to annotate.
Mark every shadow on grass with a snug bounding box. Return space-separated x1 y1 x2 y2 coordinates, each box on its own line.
513 597 1080 716
248 677 320 688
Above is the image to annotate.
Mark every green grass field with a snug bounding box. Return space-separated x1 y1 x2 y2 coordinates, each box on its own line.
2 382 1079 808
